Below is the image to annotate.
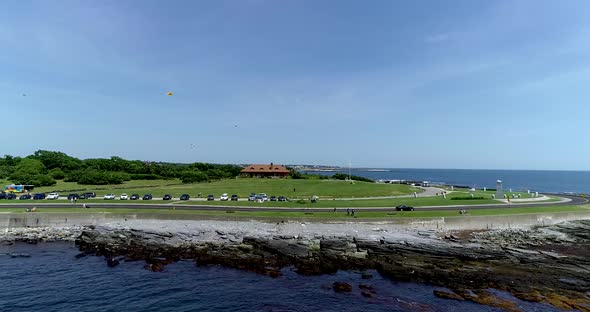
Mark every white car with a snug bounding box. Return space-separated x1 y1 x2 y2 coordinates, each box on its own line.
220 193 229 201
104 194 116 200
46 192 59 200
259 193 268 201
120 193 128 200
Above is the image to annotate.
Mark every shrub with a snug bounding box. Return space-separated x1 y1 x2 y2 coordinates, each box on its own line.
332 173 373 182
181 171 209 183
450 196 486 200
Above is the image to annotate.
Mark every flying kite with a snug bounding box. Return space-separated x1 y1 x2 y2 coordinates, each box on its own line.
167 91 174 96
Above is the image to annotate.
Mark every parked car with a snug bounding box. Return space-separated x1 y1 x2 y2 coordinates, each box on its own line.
180 194 190 200
120 193 128 200
104 194 116 200
80 192 96 199
258 193 268 201
248 193 256 201
395 205 415 211
33 193 46 200
130 194 140 200
207 194 214 201
163 194 172 200
6 193 16 200
0 192 6 199
46 192 60 200
270 196 277 201
278 196 286 202
20 194 32 200
143 194 153 200
230 194 238 201
220 193 229 201
67 194 79 200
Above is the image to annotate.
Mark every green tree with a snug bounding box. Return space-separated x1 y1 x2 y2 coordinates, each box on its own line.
49 168 66 180
181 171 209 183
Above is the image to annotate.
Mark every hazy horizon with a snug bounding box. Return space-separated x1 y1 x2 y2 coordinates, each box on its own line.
3 1 590 170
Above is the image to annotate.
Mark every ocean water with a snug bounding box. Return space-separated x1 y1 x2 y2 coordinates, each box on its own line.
303 168 590 194
0 242 561 312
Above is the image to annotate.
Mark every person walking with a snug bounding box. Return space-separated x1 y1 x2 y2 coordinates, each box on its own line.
351 209 355 217
346 208 350 216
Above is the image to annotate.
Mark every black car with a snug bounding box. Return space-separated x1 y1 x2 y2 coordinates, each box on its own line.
270 196 277 201
207 194 214 201
33 193 46 200
130 194 140 200
180 194 190 200
20 194 32 200
143 194 153 200
395 205 415 211
6 193 16 200
67 194 79 200
0 192 6 199
230 194 238 201
278 196 286 202
163 194 172 200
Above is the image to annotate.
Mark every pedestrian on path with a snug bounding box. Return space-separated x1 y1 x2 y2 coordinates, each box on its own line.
346 208 350 216
351 209 355 217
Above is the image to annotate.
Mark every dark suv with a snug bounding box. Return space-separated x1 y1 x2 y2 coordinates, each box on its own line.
33 193 46 200
143 194 153 200
20 194 32 200
207 194 214 201
6 193 16 200
163 194 172 200
270 196 277 201
230 194 238 201
67 194 80 200
79 192 96 199
130 194 140 200
180 194 190 200
0 192 6 199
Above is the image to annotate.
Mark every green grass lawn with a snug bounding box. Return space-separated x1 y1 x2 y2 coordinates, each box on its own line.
0 205 587 219
27 178 421 198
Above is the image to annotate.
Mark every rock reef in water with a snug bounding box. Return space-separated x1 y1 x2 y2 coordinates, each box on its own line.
2 219 590 311
70 220 590 311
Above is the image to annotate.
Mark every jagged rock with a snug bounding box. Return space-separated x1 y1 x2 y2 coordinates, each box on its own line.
433 290 464 301
65 221 590 311
107 258 119 267
332 282 352 293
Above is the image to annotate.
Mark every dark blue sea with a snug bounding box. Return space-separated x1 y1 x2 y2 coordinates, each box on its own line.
0 242 562 311
303 168 590 194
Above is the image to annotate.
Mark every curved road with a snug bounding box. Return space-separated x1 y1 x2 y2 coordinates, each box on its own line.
0 195 586 213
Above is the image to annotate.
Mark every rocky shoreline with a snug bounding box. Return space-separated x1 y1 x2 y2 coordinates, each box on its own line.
2 219 590 311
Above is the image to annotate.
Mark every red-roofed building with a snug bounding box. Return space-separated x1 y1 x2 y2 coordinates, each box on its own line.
240 163 290 178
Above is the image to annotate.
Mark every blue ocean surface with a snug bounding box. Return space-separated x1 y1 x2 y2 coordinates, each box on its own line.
0 242 561 312
303 168 590 194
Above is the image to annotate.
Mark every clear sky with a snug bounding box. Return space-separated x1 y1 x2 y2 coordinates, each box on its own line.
2 0 590 170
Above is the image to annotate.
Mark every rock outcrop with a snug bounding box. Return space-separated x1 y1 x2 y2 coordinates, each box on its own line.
6 219 590 311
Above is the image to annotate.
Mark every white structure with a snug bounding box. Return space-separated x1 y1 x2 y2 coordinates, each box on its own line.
496 180 503 199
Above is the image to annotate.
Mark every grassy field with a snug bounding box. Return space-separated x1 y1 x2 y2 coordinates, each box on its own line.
0 205 587 219
27 178 422 198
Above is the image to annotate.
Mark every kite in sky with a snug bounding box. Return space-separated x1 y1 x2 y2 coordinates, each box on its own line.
167 92 173 96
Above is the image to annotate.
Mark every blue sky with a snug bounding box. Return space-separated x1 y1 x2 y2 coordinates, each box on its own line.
2 0 590 170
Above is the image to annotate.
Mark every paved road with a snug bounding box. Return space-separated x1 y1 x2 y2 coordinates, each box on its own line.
0 195 586 213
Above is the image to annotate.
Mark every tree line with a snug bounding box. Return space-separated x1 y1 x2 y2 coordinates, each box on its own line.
0 150 243 186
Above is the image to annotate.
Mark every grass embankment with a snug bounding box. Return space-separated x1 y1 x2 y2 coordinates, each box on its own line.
0 205 587 219
31 178 421 198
